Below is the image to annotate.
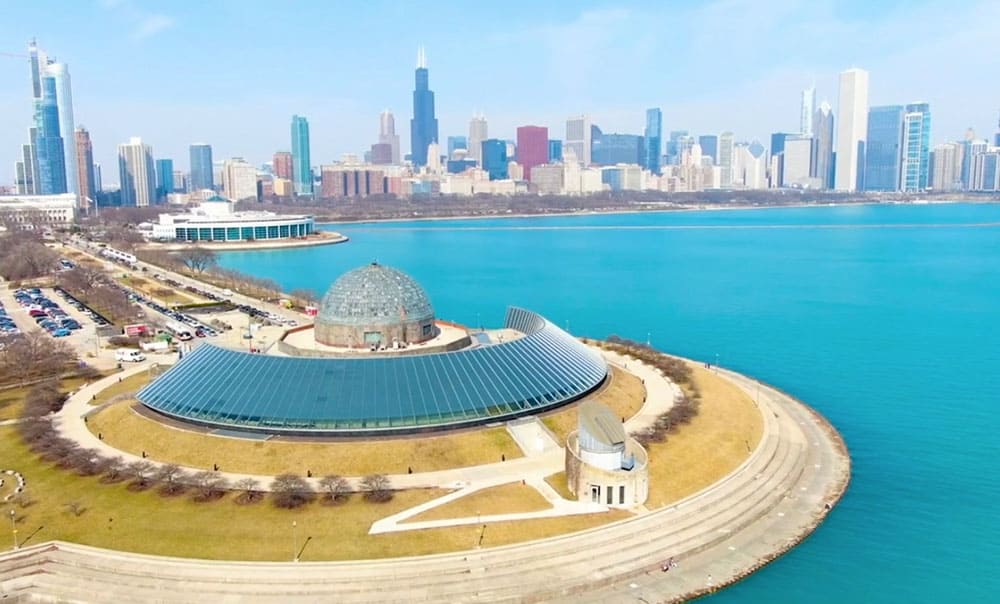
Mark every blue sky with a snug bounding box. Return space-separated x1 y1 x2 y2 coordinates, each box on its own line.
2 0 998 186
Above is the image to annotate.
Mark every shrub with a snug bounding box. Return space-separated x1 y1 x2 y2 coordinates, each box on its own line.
360 474 393 503
270 474 315 509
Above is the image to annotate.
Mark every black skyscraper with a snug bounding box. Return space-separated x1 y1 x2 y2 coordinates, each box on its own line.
410 47 439 167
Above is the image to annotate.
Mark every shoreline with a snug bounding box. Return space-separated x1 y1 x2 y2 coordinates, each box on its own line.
1 356 851 603
315 198 998 227
142 231 349 251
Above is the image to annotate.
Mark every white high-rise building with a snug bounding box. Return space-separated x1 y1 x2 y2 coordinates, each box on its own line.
718 132 735 187
930 143 964 192
222 158 258 201
379 110 400 164
117 137 155 207
468 114 488 166
566 115 591 166
800 86 816 136
782 135 816 188
834 68 870 191
46 63 79 201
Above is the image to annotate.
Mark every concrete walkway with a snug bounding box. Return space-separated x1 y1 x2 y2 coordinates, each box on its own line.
1 361 850 603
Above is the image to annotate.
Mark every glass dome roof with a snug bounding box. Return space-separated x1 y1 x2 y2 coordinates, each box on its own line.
316 262 434 327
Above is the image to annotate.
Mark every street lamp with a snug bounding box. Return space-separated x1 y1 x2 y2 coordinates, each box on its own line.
9 509 17 550
292 520 298 562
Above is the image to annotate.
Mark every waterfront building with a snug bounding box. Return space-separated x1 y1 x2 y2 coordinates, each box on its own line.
929 143 964 192
137 264 607 436
189 143 214 191
320 166 387 198
482 139 508 180
592 134 644 166
290 115 312 195
733 141 767 189
548 139 563 162
565 115 592 166
272 151 293 180
864 105 904 192
901 103 931 192
566 401 649 507
379 110 401 164
644 108 662 174
222 158 258 202
117 137 155 207
516 126 548 181
150 196 314 241
530 164 563 194
74 128 96 210
835 68 869 191
812 102 835 189
0 193 77 228
801 86 816 136
468 114 488 166
508 161 524 182
698 135 718 164
782 135 816 188
155 158 174 202
718 132 735 187
969 149 1000 191
410 47 439 167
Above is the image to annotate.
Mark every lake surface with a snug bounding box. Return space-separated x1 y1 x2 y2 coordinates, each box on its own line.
219 203 1000 602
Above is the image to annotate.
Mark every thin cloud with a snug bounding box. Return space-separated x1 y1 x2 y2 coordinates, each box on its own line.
131 14 174 40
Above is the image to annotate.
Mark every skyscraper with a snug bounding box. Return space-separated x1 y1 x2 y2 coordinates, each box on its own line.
447 136 468 159
718 132 735 187
812 102 834 189
118 137 155 207
75 128 96 210
189 143 214 191
222 158 258 201
644 108 662 174
35 73 67 194
864 105 903 192
698 135 719 164
481 139 508 180
272 151 293 180
155 158 174 201
592 134 645 166
47 62 78 199
291 115 312 195
548 140 563 162
516 126 548 181
565 115 591 166
995 110 1000 148
800 86 816 136
468 114 488 166
379 110 400 164
410 47 439 167
901 103 931 192
834 68 869 191
930 143 964 192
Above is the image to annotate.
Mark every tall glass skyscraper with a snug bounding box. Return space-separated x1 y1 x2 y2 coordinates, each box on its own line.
410 47 439 167
812 102 835 189
901 103 931 192
35 74 67 194
481 139 508 180
156 158 174 201
698 135 719 164
644 108 662 174
291 115 312 195
548 140 563 162
47 63 78 197
189 143 214 191
864 105 904 192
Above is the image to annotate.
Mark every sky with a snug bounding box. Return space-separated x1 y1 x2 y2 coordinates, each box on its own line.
2 0 998 187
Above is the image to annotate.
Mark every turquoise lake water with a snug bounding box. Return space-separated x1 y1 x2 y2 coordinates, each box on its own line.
218 203 1000 602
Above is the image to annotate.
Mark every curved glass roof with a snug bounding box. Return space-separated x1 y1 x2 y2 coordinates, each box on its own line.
316 263 434 327
137 308 607 435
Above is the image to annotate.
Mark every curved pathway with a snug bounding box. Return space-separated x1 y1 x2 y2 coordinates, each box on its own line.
1 361 849 603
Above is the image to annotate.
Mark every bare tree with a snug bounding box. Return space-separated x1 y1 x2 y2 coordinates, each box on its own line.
156 463 188 496
64 500 87 517
270 474 315 509
360 474 393 503
125 460 156 490
189 470 228 502
290 288 319 306
234 477 262 504
318 474 350 504
175 247 218 273
102 456 128 483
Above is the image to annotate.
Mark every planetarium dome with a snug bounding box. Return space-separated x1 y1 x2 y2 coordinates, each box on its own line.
314 262 437 348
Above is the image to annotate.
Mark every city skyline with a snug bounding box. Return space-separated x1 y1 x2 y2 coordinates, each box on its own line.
2 1 999 186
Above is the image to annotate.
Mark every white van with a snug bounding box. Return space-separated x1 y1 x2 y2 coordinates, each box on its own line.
115 349 146 363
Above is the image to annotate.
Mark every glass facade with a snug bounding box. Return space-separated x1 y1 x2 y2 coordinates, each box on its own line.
291 116 313 195
864 105 904 192
173 219 312 242
189 144 214 191
901 103 931 192
698 135 718 164
155 158 174 201
548 140 563 162
410 65 439 167
592 134 644 166
482 139 508 180
644 108 662 174
35 76 67 195
317 263 433 327
138 308 608 435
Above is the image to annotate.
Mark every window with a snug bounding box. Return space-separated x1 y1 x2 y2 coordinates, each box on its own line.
212 228 225 241
267 226 279 239
254 226 266 239
606 485 613 505
242 227 253 240
279 225 290 238
226 227 240 240
198 228 211 240
619 485 625 505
